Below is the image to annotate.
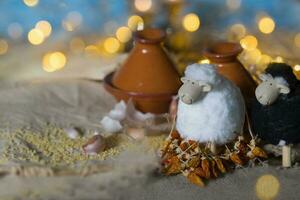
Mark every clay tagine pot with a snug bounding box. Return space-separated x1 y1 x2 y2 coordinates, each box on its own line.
104 28 181 114
203 41 256 106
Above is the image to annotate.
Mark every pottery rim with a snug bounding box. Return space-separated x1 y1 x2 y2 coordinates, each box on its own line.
203 41 243 60
134 28 166 44
104 72 177 100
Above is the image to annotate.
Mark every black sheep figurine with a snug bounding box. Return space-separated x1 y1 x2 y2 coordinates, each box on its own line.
251 63 300 167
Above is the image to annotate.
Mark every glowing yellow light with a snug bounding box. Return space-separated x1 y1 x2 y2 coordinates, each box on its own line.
294 33 300 48
27 28 44 45
294 65 300 71
198 59 210 64
7 23 23 39
240 35 258 50
43 52 66 72
0 39 8 55
128 15 144 31
70 37 85 54
104 37 120 54
35 20 52 37
259 54 272 65
256 174 280 200
23 0 39 7
116 26 132 43
244 48 261 64
229 23 246 40
258 17 275 34
274 56 284 63
182 13 200 32
84 45 101 57
226 0 241 10
134 0 152 12
62 21 74 32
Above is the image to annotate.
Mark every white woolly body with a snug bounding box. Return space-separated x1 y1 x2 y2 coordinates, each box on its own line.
176 64 245 144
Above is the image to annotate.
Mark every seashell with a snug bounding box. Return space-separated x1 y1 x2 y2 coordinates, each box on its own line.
64 128 80 139
108 100 127 121
100 116 123 133
83 134 106 155
126 127 145 140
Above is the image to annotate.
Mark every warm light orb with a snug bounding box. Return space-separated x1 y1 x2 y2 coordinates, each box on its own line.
43 52 66 72
128 15 144 31
104 37 120 54
62 11 82 31
226 0 241 11
240 35 258 50
116 26 132 43
23 0 39 7
294 64 300 71
274 56 284 63
134 0 152 12
229 23 246 40
198 59 210 64
294 33 300 48
182 13 200 32
70 37 85 54
7 23 23 39
256 174 280 200
84 45 100 57
28 28 44 45
258 17 275 34
0 39 8 55
35 20 52 37
244 48 261 64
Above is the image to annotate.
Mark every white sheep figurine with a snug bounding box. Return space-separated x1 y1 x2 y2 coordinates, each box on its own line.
176 63 245 151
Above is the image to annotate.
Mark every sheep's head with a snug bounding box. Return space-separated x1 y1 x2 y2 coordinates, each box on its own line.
255 73 290 106
178 77 212 104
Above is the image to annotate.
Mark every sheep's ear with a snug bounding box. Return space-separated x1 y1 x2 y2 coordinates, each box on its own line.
199 81 212 92
259 73 273 82
181 77 188 83
277 84 290 94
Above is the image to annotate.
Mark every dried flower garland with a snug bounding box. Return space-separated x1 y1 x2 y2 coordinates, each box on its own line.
160 130 268 187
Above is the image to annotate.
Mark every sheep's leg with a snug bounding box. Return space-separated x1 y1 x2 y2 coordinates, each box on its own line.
282 145 292 168
209 142 217 155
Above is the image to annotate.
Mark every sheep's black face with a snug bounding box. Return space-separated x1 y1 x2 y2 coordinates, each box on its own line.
178 77 212 105
255 73 290 106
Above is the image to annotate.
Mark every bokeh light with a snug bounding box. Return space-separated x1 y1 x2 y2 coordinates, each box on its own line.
294 64 300 71
27 28 44 45
274 56 284 63
104 37 120 54
294 33 300 48
256 174 280 200
7 23 23 39
182 13 200 32
226 0 241 11
258 17 275 34
23 0 39 7
70 37 85 54
243 48 261 64
240 35 258 50
62 11 82 31
134 0 152 12
85 45 100 57
229 23 246 40
116 26 132 43
35 20 52 37
0 39 8 55
128 15 144 31
43 52 66 72
198 59 210 64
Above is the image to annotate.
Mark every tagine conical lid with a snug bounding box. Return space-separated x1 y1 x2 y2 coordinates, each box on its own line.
112 28 181 94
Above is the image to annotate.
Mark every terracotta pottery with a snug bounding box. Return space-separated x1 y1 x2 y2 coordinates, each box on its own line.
104 28 181 114
203 41 256 106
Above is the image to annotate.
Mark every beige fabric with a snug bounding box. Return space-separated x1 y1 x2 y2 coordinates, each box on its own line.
0 79 300 200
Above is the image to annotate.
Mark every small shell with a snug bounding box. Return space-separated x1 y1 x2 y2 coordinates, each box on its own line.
127 128 145 140
83 135 106 155
64 128 80 139
100 116 123 133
